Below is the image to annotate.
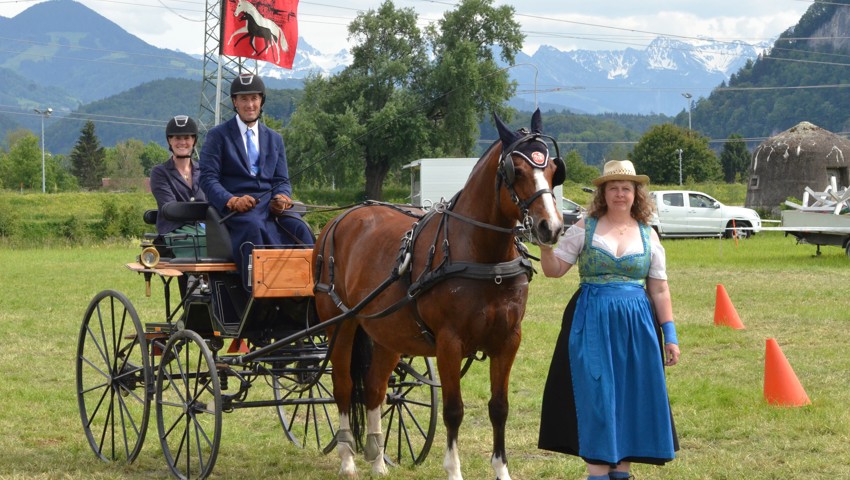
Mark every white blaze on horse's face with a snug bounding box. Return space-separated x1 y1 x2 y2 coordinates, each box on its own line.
532 168 560 222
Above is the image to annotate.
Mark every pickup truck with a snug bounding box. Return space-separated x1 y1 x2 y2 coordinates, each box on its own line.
649 190 761 239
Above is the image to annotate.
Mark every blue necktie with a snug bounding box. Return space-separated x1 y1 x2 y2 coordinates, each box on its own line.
246 128 259 175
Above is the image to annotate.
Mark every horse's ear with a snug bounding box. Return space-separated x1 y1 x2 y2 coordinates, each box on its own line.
494 112 517 146
530 108 543 134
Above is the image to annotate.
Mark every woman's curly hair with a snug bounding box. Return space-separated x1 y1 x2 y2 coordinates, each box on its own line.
587 181 656 224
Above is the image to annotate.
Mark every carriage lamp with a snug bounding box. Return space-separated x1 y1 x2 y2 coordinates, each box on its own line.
140 246 160 268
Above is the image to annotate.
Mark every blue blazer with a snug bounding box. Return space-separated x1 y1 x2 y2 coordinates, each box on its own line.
199 116 302 266
199 116 292 213
149 158 205 234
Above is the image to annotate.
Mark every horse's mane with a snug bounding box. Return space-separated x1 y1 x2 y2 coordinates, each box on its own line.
468 140 501 178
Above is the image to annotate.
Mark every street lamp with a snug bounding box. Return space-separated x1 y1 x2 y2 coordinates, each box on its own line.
675 148 683 186
681 93 692 131
34 107 52 193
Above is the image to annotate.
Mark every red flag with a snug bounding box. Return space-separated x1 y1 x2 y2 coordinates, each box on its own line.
221 0 298 69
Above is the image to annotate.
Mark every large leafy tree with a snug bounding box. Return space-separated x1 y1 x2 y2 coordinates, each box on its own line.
424 0 522 156
140 141 169 176
0 130 77 191
284 0 523 200
70 121 107 190
719 134 751 183
629 124 722 185
0 131 41 190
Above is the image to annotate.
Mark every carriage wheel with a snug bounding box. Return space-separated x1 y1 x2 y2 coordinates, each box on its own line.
76 290 151 463
383 355 439 466
156 329 222 480
272 335 337 454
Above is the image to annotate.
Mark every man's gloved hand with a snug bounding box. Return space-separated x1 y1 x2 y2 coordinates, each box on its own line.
270 194 292 216
226 195 257 213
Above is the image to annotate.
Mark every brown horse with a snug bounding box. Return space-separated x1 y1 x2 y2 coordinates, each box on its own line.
312 109 564 479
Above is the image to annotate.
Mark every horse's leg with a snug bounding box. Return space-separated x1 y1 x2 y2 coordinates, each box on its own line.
363 343 399 476
228 27 248 45
488 339 520 480
328 323 358 478
436 338 464 480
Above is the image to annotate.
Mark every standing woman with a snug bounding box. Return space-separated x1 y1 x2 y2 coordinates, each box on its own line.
149 115 207 257
537 160 680 480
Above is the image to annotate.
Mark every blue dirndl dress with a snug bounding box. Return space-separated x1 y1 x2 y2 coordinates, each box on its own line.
538 217 678 465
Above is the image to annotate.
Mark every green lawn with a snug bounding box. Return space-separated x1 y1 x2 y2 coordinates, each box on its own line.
0 231 847 479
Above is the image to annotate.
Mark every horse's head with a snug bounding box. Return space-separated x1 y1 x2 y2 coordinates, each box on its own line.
234 0 246 16
494 109 565 245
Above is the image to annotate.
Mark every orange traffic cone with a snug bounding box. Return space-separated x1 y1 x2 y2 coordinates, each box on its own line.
227 338 250 354
764 338 811 407
714 284 745 329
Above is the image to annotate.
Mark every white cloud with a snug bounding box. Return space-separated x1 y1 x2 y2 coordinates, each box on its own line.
0 0 813 56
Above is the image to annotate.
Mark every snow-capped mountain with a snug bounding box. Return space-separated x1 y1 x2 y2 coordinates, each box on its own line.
257 35 768 116
258 37 351 80
507 37 770 115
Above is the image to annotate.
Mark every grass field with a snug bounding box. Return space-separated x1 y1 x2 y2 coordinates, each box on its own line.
0 231 847 479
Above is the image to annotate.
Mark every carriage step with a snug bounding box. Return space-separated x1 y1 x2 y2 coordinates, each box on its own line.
145 322 176 334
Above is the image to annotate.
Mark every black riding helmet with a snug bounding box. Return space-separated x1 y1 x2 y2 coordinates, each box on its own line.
165 115 198 155
230 73 266 106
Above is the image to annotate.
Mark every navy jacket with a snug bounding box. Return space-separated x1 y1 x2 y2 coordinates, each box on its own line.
199 116 309 266
149 158 206 234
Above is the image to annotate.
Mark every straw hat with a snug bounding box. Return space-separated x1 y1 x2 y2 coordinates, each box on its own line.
592 160 649 186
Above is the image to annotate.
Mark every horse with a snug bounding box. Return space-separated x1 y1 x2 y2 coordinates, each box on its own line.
312 109 565 480
228 0 288 64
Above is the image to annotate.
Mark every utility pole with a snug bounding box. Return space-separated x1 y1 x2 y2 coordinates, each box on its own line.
198 0 256 133
675 148 683 186
681 93 692 131
34 107 52 193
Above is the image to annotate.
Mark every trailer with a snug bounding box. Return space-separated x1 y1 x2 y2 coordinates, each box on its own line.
403 157 563 208
781 179 850 256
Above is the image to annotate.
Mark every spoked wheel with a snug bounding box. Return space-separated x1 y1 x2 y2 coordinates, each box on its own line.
272 335 337 454
156 329 222 480
382 355 439 466
76 290 151 463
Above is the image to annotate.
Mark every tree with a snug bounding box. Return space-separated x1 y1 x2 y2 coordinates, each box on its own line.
70 121 107 190
283 0 523 200
424 0 523 156
719 134 751 183
140 141 169 176
563 150 599 185
629 123 722 185
0 131 41 190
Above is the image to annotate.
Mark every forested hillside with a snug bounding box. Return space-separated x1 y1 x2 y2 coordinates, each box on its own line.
692 0 850 141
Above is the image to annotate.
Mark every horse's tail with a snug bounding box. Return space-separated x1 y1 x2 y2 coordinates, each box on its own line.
348 325 372 451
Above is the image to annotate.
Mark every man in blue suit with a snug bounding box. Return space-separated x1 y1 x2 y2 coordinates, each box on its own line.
200 73 314 283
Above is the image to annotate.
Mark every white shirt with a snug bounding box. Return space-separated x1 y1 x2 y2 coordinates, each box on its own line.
236 116 259 157
553 224 668 280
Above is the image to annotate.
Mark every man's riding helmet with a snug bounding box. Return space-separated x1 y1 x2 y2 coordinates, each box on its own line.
230 73 266 105
165 115 198 154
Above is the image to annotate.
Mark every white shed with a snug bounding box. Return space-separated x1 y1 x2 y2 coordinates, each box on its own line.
403 157 562 208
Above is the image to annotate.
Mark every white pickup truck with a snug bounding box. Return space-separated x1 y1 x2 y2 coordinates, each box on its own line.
649 190 762 239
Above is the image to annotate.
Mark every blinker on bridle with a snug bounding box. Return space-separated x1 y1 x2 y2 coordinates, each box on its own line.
497 130 566 213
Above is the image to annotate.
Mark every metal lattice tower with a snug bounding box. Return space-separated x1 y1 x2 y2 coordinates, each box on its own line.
198 0 258 133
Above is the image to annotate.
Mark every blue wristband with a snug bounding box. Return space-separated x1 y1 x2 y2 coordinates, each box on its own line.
661 321 678 345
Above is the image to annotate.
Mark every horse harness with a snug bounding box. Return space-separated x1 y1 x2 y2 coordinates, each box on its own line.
313 132 561 345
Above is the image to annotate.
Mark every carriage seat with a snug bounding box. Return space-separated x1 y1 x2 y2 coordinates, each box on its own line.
146 202 235 264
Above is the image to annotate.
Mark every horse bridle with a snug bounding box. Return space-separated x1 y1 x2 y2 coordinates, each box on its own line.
497 129 566 216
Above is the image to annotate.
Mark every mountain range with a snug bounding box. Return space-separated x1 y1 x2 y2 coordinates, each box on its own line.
0 0 771 152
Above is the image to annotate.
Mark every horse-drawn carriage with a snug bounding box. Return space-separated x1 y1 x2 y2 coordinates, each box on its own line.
76 110 565 480
75 201 439 479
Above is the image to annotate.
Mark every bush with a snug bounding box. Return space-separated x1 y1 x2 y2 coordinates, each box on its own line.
59 215 90 244
96 197 147 239
0 204 19 237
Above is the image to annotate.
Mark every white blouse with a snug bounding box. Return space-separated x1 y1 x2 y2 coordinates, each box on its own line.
552 224 668 280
